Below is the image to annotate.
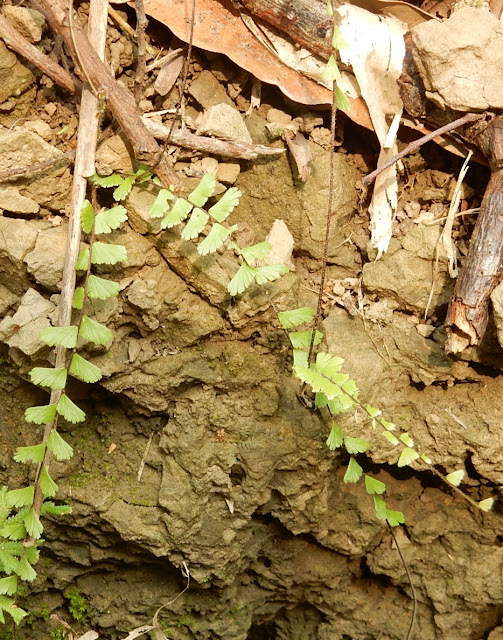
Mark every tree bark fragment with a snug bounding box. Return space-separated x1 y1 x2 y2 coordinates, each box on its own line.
445 116 503 353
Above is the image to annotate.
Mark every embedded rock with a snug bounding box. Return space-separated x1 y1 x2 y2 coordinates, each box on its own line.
0 288 55 355
0 40 34 105
198 103 253 144
0 216 51 294
0 129 72 211
233 142 357 261
362 224 452 314
24 225 68 291
3 5 45 43
411 7 503 111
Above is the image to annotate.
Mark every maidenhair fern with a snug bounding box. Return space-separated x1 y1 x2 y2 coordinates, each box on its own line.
0 194 129 622
278 307 494 523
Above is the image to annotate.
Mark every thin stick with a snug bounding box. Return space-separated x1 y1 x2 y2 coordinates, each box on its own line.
388 525 417 640
133 0 149 104
362 113 482 186
307 73 337 366
0 13 81 93
27 0 109 545
143 117 285 159
0 150 75 183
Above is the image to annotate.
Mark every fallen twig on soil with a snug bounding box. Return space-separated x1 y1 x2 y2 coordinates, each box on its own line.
133 0 149 103
143 117 285 159
0 150 75 183
362 113 483 186
36 0 180 187
0 13 81 93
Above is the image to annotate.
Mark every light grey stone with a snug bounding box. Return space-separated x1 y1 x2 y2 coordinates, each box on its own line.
411 8 503 111
3 6 45 43
0 288 55 355
24 225 68 290
198 103 253 144
0 129 72 211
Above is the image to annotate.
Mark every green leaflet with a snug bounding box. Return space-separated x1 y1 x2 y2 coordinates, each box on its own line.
69 353 102 383
373 495 388 520
72 287 85 310
326 422 343 450
149 189 173 218
181 208 209 240
323 54 340 83
364 475 386 495
87 274 121 300
56 394 86 424
315 352 344 379
240 242 271 263
79 315 113 345
89 173 123 188
188 173 216 206
253 264 288 285
344 457 363 483
228 262 256 296
18 554 37 581
161 198 193 229
94 205 128 233
332 26 348 50
14 443 47 464
0 521 26 541
25 403 57 425
0 548 19 574
208 187 241 222
344 436 369 455
399 432 414 448
39 465 58 498
366 405 382 419
292 349 308 368
2 599 27 624
382 431 400 445
46 429 73 461
277 307 314 329
113 175 135 201
29 367 67 390
40 325 78 349
41 502 71 516
289 330 323 350
91 242 127 266
198 223 237 256
380 418 395 431
386 509 405 527
0 576 17 596
478 498 494 512
446 470 465 487
80 200 95 233
75 247 90 271
293 365 343 401
397 448 419 467
23 508 43 540
6 487 34 508
335 86 350 111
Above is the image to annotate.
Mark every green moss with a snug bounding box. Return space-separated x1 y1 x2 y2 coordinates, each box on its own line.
65 587 89 623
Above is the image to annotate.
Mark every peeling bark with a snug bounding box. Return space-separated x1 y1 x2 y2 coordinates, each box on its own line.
445 116 503 353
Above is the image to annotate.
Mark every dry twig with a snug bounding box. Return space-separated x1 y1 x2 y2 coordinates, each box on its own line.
0 13 81 93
